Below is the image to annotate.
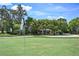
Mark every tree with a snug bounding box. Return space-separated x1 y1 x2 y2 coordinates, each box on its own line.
68 17 79 34
57 18 68 34
11 4 27 35
47 20 59 35
0 5 12 33
25 17 34 34
17 4 27 35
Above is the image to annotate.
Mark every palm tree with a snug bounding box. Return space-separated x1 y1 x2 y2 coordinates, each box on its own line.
16 4 27 35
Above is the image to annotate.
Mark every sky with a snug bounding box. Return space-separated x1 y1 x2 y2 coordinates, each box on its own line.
0 3 79 21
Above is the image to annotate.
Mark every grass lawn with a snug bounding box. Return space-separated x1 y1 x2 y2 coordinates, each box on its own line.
0 36 79 56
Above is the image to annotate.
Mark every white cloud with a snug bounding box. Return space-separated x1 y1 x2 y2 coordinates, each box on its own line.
46 5 79 12
46 6 68 12
47 16 54 19
57 16 65 19
54 6 65 10
30 11 47 16
47 16 58 19
11 5 32 11
47 16 65 20
34 11 46 16
11 5 17 10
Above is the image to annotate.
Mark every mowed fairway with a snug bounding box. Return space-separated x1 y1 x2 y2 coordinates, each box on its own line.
0 36 79 56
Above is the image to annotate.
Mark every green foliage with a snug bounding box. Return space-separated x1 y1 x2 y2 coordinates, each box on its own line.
57 18 68 33
12 20 20 34
68 17 79 34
